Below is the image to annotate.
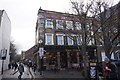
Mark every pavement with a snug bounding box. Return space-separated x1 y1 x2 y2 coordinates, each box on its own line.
0 65 85 80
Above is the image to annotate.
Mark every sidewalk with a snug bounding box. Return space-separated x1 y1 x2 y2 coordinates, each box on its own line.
0 66 85 79
31 69 85 79
1 66 31 80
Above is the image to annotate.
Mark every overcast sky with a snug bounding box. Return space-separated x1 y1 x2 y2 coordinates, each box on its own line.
0 0 119 54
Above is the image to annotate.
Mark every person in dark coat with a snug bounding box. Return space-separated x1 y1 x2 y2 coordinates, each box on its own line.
108 61 118 80
104 58 118 80
14 62 18 71
18 62 24 79
8 63 11 69
33 62 37 72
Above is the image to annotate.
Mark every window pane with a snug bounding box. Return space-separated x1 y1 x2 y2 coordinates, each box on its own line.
66 21 73 30
45 34 53 45
75 22 81 30
45 19 53 28
86 24 90 30
56 20 63 29
67 37 73 45
57 35 64 45
77 36 82 45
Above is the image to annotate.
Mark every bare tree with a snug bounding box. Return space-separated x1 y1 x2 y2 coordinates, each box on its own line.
91 0 120 59
70 0 95 78
69 0 120 78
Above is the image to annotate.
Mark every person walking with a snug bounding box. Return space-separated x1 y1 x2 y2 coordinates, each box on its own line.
104 58 111 80
104 58 118 80
32 62 37 73
18 62 24 79
8 63 11 70
108 60 118 80
14 62 18 71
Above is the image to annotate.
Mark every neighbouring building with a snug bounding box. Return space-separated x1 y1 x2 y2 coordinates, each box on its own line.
0 10 11 71
93 2 120 61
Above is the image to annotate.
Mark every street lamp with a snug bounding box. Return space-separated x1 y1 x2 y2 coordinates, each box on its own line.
38 40 44 75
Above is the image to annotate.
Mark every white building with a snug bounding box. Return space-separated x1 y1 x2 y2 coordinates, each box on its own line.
0 10 11 71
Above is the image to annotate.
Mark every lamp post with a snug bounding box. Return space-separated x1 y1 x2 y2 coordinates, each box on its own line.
38 40 44 75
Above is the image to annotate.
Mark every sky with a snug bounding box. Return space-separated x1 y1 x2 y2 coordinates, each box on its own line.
0 0 119 54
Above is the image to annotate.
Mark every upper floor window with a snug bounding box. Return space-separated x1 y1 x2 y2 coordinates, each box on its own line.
57 35 64 45
76 35 82 45
86 24 90 30
98 27 102 32
45 34 54 45
56 20 64 29
88 38 95 45
67 36 73 45
45 19 53 28
75 22 81 30
66 21 73 30
112 27 118 33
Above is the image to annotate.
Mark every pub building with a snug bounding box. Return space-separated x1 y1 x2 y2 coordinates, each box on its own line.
29 8 96 70
24 2 120 71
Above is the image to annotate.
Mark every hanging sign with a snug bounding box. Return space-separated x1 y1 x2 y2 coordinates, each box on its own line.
39 47 44 58
1 48 7 60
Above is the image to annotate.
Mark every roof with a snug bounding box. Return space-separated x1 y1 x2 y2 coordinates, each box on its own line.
25 44 38 56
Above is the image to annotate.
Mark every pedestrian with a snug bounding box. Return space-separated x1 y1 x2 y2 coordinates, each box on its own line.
32 62 37 72
104 58 111 80
8 63 11 70
18 62 24 79
14 62 18 71
104 58 118 80
108 60 118 80
11 62 14 69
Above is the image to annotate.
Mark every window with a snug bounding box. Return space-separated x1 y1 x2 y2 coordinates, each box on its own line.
86 24 90 30
76 35 82 45
57 35 64 45
45 19 53 28
45 34 53 45
98 27 102 32
67 36 73 45
75 22 81 30
56 20 64 29
38 14 44 25
88 38 95 45
66 21 73 30
112 27 118 33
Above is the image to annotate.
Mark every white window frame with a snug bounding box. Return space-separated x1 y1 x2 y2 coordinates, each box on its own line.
56 34 64 45
56 20 64 29
45 19 53 28
66 21 73 30
86 24 90 30
75 22 81 30
45 33 54 45
76 35 82 45
67 36 74 45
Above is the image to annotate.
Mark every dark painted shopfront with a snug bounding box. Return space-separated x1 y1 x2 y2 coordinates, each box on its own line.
39 45 97 70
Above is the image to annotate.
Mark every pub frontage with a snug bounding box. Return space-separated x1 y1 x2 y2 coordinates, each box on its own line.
33 45 97 70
